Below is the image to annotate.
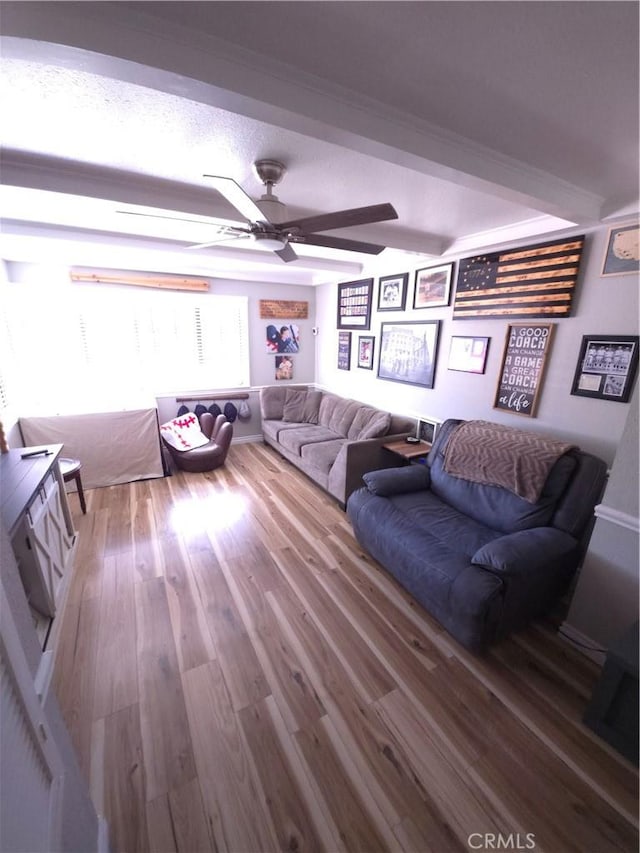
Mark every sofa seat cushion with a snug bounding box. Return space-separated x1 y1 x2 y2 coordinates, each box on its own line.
262 419 305 444
347 487 504 648
300 438 345 475
279 425 340 456
387 490 501 558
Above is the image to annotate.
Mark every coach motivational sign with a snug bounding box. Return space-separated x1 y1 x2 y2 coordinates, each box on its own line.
494 323 555 417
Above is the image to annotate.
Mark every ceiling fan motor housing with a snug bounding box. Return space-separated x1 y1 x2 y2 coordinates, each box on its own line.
253 159 286 187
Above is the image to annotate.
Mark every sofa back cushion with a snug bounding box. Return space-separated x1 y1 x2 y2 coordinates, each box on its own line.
260 385 310 420
318 394 360 437
282 388 307 422
302 390 323 424
428 419 578 533
347 407 391 440
282 388 323 424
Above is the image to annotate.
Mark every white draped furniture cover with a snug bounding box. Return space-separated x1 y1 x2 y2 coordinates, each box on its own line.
20 406 164 490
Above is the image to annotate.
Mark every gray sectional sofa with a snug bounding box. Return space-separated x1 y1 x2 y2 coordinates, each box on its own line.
260 385 414 506
347 418 608 651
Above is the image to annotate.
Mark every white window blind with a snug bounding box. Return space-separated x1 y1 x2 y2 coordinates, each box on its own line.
2 283 249 415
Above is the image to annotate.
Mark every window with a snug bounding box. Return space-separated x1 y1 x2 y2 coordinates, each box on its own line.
1 282 249 415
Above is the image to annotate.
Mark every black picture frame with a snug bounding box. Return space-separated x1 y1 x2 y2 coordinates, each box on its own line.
337 331 352 370
337 278 373 330
413 263 454 309
357 335 375 369
377 320 440 388
570 334 639 402
377 273 408 312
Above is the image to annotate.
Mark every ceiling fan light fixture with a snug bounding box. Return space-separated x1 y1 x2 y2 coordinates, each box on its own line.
253 232 287 251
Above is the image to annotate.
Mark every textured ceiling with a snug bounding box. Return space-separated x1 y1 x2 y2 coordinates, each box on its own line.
0 1 637 285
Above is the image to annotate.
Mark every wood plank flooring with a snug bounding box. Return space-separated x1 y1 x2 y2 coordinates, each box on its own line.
52 442 638 853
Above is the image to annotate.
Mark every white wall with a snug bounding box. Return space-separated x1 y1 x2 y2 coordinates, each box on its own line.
565 382 639 651
316 221 639 467
3 265 316 445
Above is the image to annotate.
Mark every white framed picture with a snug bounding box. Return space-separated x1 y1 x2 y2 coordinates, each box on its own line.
415 417 440 445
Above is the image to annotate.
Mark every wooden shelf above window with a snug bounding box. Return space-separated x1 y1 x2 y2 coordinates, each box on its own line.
70 269 209 293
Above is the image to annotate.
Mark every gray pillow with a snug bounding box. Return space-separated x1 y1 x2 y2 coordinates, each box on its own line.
282 388 308 422
302 390 322 424
358 411 391 440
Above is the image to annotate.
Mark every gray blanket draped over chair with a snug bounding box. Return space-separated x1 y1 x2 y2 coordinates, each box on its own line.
443 419 575 504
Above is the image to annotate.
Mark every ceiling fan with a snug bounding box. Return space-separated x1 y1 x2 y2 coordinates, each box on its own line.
121 159 398 263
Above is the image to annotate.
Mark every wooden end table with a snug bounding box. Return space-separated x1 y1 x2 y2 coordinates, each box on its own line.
382 438 432 463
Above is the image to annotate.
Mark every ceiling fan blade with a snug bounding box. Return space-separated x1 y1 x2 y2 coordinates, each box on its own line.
187 232 251 251
203 174 269 224
117 210 215 226
274 243 298 263
295 233 386 255
279 202 397 235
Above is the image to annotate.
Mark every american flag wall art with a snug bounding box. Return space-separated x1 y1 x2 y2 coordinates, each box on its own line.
452 235 585 320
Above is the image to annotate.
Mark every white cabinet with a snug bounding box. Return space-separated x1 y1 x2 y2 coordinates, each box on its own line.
12 471 74 619
1 446 75 647
1 523 103 853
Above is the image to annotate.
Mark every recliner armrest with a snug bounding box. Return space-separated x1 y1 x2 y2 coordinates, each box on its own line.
472 527 577 576
362 464 430 496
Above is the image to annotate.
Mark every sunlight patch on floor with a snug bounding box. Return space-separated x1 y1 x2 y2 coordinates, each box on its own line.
169 492 247 535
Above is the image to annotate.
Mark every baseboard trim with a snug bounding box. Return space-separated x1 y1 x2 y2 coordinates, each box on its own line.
233 434 262 444
594 503 639 534
559 622 607 664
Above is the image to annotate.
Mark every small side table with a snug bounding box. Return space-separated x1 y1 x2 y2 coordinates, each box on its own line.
59 457 87 515
382 438 432 464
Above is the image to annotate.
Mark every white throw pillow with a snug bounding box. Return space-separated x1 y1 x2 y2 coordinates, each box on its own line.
160 413 209 451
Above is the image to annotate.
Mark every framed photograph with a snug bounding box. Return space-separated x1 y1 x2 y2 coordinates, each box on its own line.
494 323 554 417
601 224 639 277
570 335 639 402
377 320 440 388
337 278 373 330
377 273 408 312
448 336 490 374
265 322 300 353
275 355 294 380
337 331 352 370
416 417 440 446
357 335 375 370
413 263 454 309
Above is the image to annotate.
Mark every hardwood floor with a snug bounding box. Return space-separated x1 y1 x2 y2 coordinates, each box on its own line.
52 442 638 853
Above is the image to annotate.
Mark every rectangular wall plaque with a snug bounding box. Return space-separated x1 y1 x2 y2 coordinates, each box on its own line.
259 300 309 319
494 323 555 417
